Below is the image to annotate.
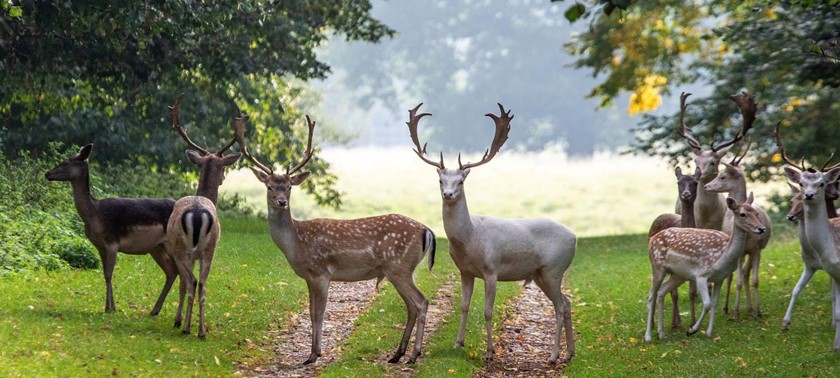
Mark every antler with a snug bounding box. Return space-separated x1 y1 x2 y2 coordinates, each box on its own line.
730 136 752 166
286 115 316 175
232 106 273 175
405 103 445 169
677 92 703 151
459 103 512 170
711 91 756 152
773 121 806 171
170 94 210 155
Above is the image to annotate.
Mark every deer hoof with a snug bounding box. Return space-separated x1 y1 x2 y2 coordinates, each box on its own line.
781 321 790 331
181 329 190 336
173 320 182 328
303 352 320 365
387 355 401 364
453 341 464 349
483 349 495 362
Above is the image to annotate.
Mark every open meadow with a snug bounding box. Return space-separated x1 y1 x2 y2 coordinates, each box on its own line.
5 148 835 377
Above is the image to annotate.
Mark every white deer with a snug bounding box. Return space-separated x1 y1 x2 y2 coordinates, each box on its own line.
235 112 436 364
164 95 241 338
46 144 178 315
404 103 577 364
776 124 840 333
645 194 766 342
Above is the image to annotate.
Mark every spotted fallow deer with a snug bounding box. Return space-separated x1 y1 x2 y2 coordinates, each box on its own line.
405 103 577 364
165 95 241 338
235 112 435 364
776 124 840 332
648 166 701 328
46 144 178 315
703 93 772 318
645 194 766 342
676 92 754 316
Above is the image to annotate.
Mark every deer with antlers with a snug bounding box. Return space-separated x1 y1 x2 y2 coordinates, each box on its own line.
235 112 436 364
405 103 577 364
164 95 241 338
45 145 178 315
676 92 755 317
648 166 701 328
645 193 766 342
776 124 840 333
703 93 772 318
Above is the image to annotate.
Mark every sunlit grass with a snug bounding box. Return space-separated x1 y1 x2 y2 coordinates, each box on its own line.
223 147 785 237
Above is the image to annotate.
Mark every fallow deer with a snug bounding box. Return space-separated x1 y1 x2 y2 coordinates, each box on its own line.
703 93 772 318
645 194 766 342
647 166 701 328
405 103 577 364
677 92 755 316
46 144 178 315
776 124 840 333
165 95 241 338
235 112 436 364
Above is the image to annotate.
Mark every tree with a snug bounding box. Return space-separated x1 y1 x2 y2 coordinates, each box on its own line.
1 1 394 206
563 0 840 181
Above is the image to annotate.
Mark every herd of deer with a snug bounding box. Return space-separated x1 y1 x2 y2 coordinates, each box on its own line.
40 90 840 368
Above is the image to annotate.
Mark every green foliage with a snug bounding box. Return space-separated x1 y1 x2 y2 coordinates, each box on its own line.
1 1 391 205
566 0 840 181
0 144 94 275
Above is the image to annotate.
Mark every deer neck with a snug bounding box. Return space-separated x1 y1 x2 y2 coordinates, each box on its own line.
195 166 221 204
267 204 299 259
726 177 748 203
442 194 475 243
695 174 724 229
827 199 838 219
715 223 749 273
69 171 99 225
680 198 696 228
803 197 836 253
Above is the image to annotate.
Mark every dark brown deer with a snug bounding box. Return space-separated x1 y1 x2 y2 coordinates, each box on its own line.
165 95 241 338
46 144 178 315
648 166 701 328
235 112 436 364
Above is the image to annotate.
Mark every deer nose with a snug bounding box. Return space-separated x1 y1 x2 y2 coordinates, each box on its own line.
804 193 815 200
786 214 797 222
756 227 766 234
277 199 288 208
443 191 454 199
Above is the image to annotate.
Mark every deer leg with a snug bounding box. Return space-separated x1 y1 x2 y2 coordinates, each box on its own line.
656 276 685 341
388 274 428 364
98 246 118 313
832 279 840 351
689 280 697 325
740 254 751 317
688 277 710 336
173 274 187 328
705 281 723 337
304 279 329 365
669 287 681 329
723 272 733 315
454 274 475 348
534 273 569 364
783 266 815 330
149 249 178 316
482 275 498 361
833 281 838 328
196 252 214 339
179 260 198 335
645 269 666 342
751 251 761 317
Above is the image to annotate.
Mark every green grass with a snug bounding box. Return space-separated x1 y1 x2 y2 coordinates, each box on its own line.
0 217 308 376
4 215 839 377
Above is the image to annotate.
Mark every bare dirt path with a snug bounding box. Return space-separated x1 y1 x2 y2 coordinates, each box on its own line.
476 283 572 378
238 280 377 378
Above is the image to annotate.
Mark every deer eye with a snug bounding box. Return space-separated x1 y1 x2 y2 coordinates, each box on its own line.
820 183 825 187
739 213 746 218
458 181 464 185
439 180 443 184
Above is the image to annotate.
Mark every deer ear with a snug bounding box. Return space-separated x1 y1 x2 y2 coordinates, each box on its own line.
185 149 204 165
784 166 801 183
250 167 270 183
220 152 242 167
693 167 702 180
290 171 310 186
77 144 93 161
826 167 840 185
747 191 754 205
675 166 683 179
462 168 471 178
726 197 738 210
714 145 733 159
788 181 800 194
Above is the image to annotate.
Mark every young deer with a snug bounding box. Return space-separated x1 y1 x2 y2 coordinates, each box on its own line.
46 144 178 315
235 113 436 364
776 125 840 332
405 103 577 364
165 95 241 338
645 194 766 342
648 166 701 328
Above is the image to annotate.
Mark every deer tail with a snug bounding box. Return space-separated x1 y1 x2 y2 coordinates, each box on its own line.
423 228 436 271
180 207 214 252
